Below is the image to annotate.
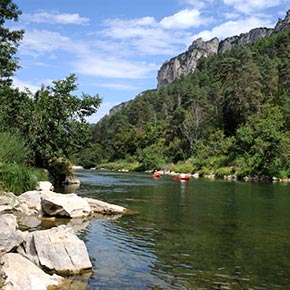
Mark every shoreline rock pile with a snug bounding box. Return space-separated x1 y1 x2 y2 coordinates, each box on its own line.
0 182 129 290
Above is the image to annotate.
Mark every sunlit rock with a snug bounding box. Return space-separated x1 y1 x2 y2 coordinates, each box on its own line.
41 191 91 218
0 214 23 256
36 181 54 191
17 225 92 275
84 197 127 214
0 253 63 290
17 190 42 215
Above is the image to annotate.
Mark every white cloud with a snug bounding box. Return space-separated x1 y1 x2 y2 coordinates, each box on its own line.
223 0 283 14
73 56 158 79
192 16 274 41
160 9 204 29
19 29 89 56
101 12 207 56
94 82 141 91
22 12 89 25
12 78 40 93
179 0 214 9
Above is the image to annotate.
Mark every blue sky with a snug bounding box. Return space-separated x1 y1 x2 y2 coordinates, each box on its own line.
10 0 289 122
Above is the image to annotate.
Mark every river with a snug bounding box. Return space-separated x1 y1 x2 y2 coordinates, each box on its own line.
73 169 290 289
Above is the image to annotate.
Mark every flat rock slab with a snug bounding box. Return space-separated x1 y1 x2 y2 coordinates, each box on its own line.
41 191 91 218
0 253 63 290
84 197 126 214
18 225 92 275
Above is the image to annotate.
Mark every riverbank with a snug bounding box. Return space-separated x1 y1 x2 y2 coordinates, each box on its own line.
94 161 290 183
0 181 130 290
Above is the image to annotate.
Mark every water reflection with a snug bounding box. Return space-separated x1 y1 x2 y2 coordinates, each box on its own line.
73 170 290 289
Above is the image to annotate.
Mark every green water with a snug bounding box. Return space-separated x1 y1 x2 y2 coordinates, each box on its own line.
74 170 290 289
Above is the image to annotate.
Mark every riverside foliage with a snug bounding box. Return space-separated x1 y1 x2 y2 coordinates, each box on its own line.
0 0 101 192
90 29 290 178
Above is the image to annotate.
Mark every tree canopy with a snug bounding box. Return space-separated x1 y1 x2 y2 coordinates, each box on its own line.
91 29 290 178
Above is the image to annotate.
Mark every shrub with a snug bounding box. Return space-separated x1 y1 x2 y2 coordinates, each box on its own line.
0 163 48 195
0 131 30 164
170 161 196 174
215 167 233 177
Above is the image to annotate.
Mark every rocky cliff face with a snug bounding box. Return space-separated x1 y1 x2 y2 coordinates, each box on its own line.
157 37 219 89
157 10 290 89
109 100 132 115
274 10 290 32
218 27 273 53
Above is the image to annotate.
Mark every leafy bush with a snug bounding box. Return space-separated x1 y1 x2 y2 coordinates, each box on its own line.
215 167 233 177
169 161 196 173
0 131 30 164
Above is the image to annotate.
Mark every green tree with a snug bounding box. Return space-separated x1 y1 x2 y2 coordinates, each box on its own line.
0 0 24 86
234 105 289 176
26 74 102 169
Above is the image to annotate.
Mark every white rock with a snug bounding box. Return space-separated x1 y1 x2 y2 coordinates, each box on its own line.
84 197 127 214
0 253 63 290
41 191 91 218
0 214 23 255
36 181 54 191
17 191 42 215
0 192 19 210
18 225 92 275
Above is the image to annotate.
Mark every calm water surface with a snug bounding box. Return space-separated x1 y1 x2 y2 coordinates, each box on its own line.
73 170 290 289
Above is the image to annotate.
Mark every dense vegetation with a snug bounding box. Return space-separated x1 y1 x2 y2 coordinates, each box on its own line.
0 0 101 193
90 29 290 178
0 0 289 193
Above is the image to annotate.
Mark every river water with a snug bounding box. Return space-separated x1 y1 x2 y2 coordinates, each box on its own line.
73 170 290 289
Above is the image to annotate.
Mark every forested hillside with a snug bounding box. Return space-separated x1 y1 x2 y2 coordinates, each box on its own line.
88 29 290 178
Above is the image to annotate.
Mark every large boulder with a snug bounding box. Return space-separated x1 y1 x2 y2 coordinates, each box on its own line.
84 197 127 214
0 253 63 290
0 214 23 256
41 191 91 218
17 225 92 275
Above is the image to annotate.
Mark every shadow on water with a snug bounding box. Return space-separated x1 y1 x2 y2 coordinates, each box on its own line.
67 170 290 289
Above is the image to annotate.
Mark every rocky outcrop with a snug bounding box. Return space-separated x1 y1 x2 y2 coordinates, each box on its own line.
274 10 290 33
157 10 290 89
0 184 130 289
109 100 132 115
0 253 63 290
218 27 273 53
157 37 219 89
0 190 129 219
41 191 91 218
17 225 92 275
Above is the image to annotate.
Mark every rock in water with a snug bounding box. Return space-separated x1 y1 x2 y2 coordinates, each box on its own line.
41 191 91 218
18 225 92 275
